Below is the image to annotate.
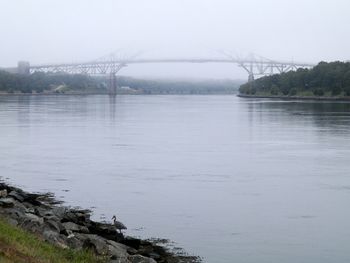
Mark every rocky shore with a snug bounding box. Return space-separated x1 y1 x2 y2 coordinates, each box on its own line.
237 93 350 101
0 182 200 263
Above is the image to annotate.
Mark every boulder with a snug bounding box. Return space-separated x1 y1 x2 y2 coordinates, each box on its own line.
35 206 54 217
107 240 137 255
66 236 84 250
51 206 67 218
128 255 157 263
122 237 142 250
76 234 109 255
0 198 15 208
62 209 90 224
21 219 43 234
62 222 89 234
88 221 119 241
43 230 68 249
8 190 26 202
24 212 44 224
107 244 129 260
44 218 63 233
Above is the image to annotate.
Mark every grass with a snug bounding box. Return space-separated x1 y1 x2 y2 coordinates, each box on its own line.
0 218 107 263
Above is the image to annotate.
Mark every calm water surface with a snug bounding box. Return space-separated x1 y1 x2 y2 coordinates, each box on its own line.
1 95 350 263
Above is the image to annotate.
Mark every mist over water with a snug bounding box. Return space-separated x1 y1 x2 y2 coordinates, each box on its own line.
1 95 350 262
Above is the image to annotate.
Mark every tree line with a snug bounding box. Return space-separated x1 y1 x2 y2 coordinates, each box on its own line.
0 70 241 94
239 61 350 96
116 76 241 94
0 71 99 93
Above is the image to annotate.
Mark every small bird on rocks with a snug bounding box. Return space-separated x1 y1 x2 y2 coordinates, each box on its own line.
112 215 127 233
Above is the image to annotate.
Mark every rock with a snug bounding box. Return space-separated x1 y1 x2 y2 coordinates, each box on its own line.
72 209 91 221
148 252 161 260
25 193 43 206
108 244 129 260
24 212 44 224
0 189 8 198
35 206 54 217
0 198 15 208
21 219 43 234
107 240 137 255
106 240 130 260
44 218 63 233
88 221 119 241
66 236 84 250
62 209 90 224
137 244 154 256
22 201 37 212
3 207 26 220
128 255 157 263
76 234 109 255
8 190 25 202
43 230 68 249
6 217 18 226
62 222 89 234
51 206 67 218
123 237 142 250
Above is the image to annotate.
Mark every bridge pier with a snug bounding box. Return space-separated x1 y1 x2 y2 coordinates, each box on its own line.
109 73 117 95
248 73 254 82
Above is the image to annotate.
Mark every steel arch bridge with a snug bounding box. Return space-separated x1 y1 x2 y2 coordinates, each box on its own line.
9 53 316 94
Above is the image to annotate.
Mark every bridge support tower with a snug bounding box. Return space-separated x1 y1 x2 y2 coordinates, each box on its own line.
109 73 117 95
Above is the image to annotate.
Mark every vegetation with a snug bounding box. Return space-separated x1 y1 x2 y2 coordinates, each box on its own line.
0 69 241 95
0 218 106 263
239 61 350 97
0 70 100 94
116 76 241 94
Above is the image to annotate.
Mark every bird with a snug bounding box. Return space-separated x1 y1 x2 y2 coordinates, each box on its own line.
112 215 127 233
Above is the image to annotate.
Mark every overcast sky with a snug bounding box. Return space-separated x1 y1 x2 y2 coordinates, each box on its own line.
1 0 349 79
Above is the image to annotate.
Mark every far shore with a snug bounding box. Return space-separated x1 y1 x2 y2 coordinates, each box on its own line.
237 93 350 101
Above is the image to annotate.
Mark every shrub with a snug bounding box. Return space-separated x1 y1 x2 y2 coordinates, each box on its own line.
313 88 324 96
289 88 297 96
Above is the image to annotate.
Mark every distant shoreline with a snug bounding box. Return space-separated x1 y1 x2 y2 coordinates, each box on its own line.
0 92 106 96
237 93 350 101
0 92 238 96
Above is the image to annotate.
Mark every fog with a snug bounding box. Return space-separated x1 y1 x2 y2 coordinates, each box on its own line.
1 0 350 79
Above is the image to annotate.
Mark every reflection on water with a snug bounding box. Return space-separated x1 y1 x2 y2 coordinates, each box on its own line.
1 95 350 263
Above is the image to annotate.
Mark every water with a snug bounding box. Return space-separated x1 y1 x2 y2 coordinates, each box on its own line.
1 95 350 263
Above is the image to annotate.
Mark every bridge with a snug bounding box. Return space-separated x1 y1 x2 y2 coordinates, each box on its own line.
6 53 315 94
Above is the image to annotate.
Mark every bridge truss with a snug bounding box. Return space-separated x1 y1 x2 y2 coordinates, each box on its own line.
19 53 315 94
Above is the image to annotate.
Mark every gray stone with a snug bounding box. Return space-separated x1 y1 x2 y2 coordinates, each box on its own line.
21 219 43 233
43 230 68 249
62 222 89 234
51 206 67 218
66 236 84 250
44 218 62 233
0 198 15 208
35 206 54 217
76 234 109 255
6 217 18 226
106 240 129 260
107 240 137 255
24 212 44 224
108 260 131 263
8 190 25 202
4 207 25 220
128 255 157 263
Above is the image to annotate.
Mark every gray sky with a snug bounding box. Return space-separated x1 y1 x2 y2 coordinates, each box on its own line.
1 0 349 79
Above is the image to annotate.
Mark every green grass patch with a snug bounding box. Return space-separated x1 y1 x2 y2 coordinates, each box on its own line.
0 218 106 263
